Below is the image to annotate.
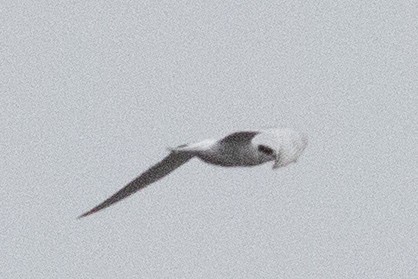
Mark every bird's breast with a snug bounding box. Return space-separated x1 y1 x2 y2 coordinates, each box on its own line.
197 144 262 167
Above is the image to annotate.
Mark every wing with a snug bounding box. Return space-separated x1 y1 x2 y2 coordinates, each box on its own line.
78 152 193 218
220 130 260 144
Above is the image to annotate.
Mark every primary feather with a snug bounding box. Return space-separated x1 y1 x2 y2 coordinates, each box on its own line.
78 152 192 218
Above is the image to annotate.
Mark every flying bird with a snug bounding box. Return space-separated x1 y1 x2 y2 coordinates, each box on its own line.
78 128 308 218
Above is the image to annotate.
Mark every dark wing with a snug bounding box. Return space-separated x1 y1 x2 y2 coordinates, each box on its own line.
220 130 260 144
78 152 193 218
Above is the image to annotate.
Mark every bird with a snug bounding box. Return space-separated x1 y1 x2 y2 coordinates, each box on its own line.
78 128 308 218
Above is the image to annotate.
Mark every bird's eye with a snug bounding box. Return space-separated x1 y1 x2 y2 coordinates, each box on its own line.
258 145 274 155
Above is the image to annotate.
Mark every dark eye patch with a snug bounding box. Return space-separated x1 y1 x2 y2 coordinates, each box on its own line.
258 145 274 155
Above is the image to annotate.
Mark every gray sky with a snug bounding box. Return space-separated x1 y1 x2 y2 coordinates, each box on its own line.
1 1 417 278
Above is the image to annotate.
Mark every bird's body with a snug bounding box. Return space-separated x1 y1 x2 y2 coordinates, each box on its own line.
79 128 308 218
173 139 263 167
197 143 263 167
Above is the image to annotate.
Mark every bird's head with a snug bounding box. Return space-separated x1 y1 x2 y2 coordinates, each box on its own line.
253 128 308 169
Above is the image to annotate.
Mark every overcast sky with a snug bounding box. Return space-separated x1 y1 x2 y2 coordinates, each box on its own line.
1 1 417 278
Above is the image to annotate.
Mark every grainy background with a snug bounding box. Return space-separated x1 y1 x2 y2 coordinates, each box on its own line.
1 1 417 278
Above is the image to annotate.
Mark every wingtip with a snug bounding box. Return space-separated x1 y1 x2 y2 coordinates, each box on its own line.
77 213 88 219
77 209 96 219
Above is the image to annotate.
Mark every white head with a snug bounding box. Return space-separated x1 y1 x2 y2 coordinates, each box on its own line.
253 128 308 169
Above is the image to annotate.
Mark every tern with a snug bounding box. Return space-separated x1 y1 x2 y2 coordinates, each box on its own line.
79 128 308 218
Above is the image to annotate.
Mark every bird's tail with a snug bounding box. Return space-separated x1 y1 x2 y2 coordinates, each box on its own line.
167 143 189 153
